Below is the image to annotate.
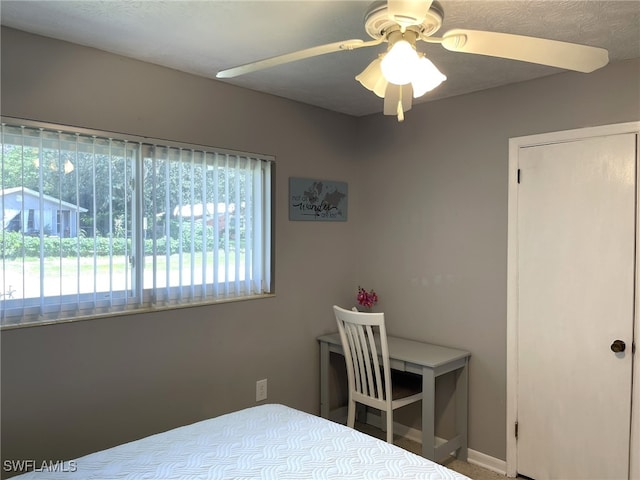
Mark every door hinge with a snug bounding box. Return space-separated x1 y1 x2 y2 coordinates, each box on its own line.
515 421 519 439
517 169 521 184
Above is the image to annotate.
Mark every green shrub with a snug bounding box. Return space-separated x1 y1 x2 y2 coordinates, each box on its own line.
1 227 241 260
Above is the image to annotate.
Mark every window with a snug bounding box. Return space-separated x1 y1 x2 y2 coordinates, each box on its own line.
1 119 273 327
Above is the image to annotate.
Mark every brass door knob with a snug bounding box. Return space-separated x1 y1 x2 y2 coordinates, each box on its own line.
610 340 626 353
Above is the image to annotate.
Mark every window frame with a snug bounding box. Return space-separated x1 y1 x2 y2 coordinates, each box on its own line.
1 117 275 328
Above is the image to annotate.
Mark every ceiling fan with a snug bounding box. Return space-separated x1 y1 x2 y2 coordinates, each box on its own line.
216 0 609 122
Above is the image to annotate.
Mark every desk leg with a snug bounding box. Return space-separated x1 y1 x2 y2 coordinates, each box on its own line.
455 359 469 461
320 341 330 419
421 367 436 460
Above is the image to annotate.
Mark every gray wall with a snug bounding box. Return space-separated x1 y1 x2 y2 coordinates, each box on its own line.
0 27 362 471
2 25 639 470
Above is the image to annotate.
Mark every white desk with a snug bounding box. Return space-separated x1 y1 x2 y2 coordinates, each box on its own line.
318 332 471 462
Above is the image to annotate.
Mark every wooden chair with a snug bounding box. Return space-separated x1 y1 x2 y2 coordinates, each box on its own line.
333 305 423 443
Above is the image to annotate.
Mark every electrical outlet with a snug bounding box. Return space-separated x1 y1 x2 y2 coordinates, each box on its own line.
256 379 267 402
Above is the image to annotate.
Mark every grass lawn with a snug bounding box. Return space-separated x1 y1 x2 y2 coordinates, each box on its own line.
2 250 242 299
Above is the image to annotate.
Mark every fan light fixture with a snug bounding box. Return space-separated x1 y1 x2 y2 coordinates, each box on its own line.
381 39 420 85
356 52 445 100
356 30 446 121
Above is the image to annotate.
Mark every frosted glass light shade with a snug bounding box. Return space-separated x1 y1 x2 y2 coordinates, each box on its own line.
411 57 447 97
380 40 420 85
355 58 388 98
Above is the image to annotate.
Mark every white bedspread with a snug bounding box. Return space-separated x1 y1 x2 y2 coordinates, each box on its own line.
14 404 470 479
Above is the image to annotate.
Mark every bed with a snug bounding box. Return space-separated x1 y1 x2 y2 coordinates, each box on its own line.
14 404 470 479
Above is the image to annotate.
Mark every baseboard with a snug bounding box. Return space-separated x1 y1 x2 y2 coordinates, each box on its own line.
363 411 507 476
466 449 507 476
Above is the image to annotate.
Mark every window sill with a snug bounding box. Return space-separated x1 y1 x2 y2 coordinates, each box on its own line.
0 293 276 330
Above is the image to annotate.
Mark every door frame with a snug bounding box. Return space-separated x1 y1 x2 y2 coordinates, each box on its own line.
506 121 640 478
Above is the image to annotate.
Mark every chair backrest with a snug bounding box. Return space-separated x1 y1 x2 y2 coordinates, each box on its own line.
333 305 392 406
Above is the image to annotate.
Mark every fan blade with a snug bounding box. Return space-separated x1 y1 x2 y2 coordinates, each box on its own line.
441 29 609 73
384 83 412 121
387 0 433 28
216 39 382 79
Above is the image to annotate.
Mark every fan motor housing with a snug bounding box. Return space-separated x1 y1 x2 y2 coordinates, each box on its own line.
364 0 444 40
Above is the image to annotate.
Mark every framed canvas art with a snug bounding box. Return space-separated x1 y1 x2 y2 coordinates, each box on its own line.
289 178 347 221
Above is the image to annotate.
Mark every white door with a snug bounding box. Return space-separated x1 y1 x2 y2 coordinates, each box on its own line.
516 133 636 480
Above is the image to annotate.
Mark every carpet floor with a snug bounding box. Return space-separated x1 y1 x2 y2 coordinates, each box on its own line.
355 422 506 480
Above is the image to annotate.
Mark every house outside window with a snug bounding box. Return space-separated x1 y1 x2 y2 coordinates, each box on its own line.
1 119 274 327
3 187 86 237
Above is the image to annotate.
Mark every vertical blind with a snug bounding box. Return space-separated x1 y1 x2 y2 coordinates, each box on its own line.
1 119 273 327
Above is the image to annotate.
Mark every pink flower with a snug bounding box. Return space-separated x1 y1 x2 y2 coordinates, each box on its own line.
357 286 378 309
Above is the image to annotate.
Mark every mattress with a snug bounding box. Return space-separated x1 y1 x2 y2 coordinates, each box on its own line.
14 403 470 479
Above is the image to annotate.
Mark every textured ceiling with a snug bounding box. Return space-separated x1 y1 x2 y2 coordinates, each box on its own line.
1 0 639 117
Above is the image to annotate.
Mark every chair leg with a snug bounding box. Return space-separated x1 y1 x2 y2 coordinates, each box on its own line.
386 410 393 444
347 399 356 428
